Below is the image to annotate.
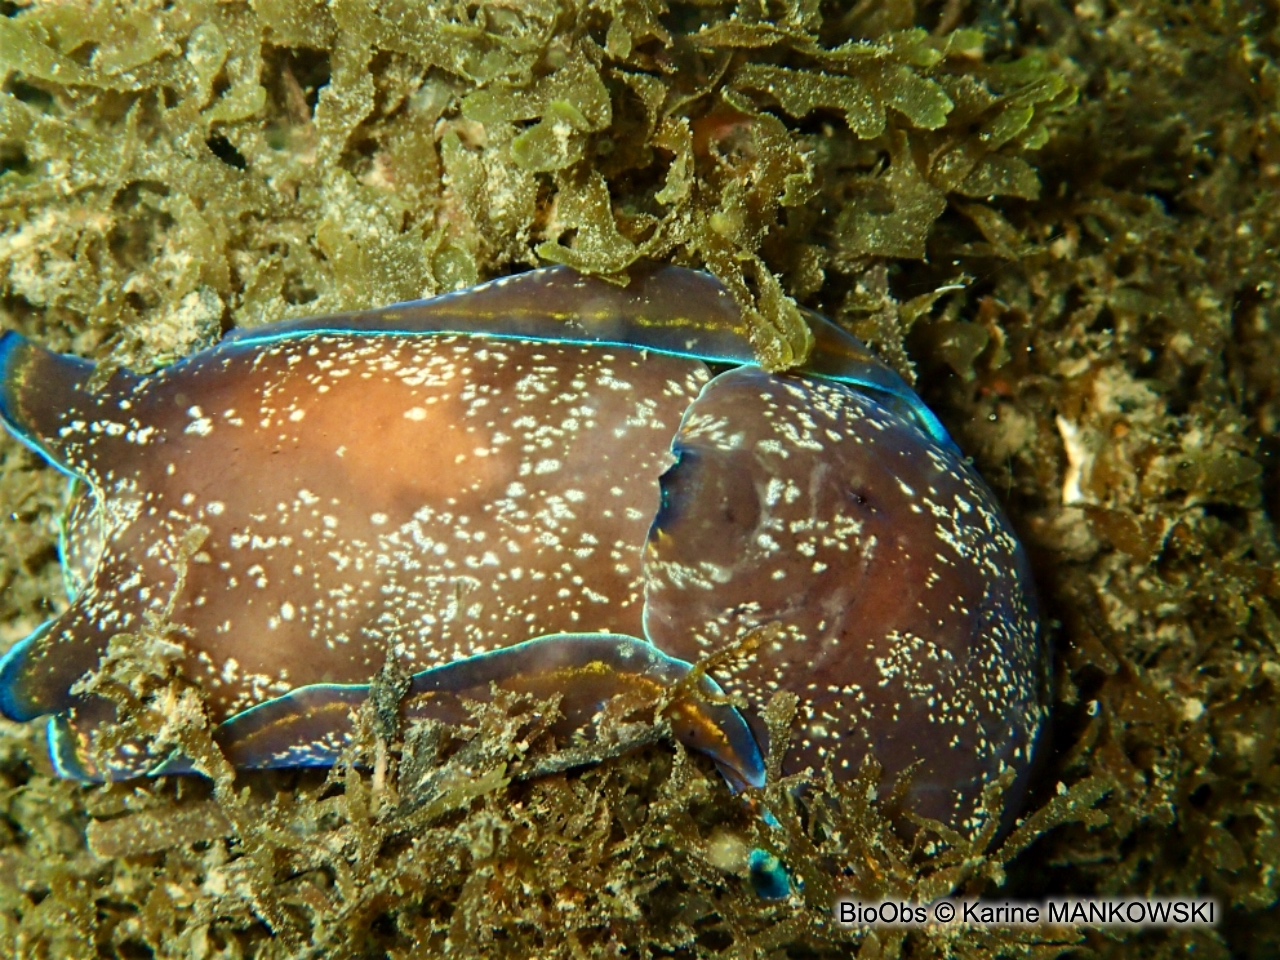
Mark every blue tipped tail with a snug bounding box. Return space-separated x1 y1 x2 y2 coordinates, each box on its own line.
748 848 794 900
0 330 100 478
0 621 52 723
0 330 27 441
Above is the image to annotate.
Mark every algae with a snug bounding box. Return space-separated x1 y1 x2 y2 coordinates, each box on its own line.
0 0 1277 957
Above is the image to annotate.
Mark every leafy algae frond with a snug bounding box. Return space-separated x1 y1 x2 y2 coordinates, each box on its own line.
0 0 1070 375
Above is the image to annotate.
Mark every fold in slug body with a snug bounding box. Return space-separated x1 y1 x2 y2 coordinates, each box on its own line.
0 265 1045 835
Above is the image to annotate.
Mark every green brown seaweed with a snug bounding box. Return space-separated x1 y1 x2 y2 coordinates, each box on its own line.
0 0 1277 957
